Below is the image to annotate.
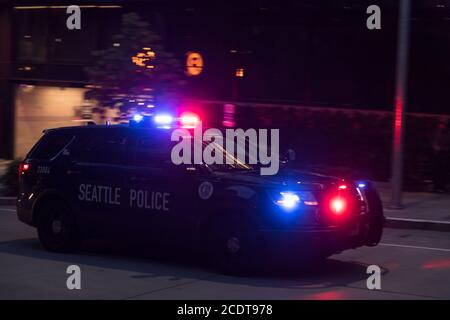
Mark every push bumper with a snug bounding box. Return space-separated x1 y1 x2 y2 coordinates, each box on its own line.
258 217 370 255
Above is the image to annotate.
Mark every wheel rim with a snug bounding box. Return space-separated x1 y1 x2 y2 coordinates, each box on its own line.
40 204 69 247
51 219 63 234
226 237 241 254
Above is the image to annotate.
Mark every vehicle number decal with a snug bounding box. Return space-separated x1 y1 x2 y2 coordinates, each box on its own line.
37 166 50 174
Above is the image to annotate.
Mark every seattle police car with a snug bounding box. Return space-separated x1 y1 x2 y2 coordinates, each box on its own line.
17 114 384 275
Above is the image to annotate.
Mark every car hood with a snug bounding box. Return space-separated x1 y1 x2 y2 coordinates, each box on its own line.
212 168 343 190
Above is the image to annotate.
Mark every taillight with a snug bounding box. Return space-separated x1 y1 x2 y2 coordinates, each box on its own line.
322 183 354 220
19 163 30 178
329 196 346 216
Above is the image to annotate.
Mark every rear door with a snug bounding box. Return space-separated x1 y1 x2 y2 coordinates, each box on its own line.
66 128 135 236
21 130 75 208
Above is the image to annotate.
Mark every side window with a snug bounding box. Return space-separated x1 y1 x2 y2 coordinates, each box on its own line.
75 131 132 165
28 132 74 160
135 136 171 168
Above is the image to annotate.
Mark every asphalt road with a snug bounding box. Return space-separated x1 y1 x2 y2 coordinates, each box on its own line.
0 205 449 300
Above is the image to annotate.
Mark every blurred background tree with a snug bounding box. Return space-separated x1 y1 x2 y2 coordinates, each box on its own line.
86 12 185 121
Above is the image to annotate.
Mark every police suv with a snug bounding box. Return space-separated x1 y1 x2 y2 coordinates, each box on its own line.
17 117 384 274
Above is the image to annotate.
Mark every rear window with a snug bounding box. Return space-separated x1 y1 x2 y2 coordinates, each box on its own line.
28 131 74 160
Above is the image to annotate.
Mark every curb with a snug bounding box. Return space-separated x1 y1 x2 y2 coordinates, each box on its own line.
385 217 450 232
0 197 16 206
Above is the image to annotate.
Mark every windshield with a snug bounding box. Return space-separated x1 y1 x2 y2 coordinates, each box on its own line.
204 141 254 172
171 134 281 172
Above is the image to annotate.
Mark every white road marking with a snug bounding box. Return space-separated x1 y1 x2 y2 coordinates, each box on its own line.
0 208 16 213
386 217 450 225
380 243 450 252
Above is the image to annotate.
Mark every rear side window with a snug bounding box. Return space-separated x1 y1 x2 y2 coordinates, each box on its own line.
135 135 171 168
28 132 74 160
73 131 133 165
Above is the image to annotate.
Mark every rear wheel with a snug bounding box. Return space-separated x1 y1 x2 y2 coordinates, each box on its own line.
36 199 81 253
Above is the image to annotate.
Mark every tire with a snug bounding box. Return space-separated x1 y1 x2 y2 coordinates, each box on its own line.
209 216 259 276
36 199 81 253
366 213 384 246
364 185 384 246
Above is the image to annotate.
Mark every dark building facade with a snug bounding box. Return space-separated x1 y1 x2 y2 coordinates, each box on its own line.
1 0 450 159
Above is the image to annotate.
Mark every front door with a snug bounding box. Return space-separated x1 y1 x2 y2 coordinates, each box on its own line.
127 131 202 247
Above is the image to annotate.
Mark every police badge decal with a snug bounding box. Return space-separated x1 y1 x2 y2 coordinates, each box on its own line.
198 181 214 200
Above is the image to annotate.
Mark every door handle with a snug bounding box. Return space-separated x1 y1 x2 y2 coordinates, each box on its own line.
130 177 148 182
67 170 81 175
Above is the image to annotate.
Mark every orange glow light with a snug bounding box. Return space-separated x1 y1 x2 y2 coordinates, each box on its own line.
132 48 156 68
186 52 204 76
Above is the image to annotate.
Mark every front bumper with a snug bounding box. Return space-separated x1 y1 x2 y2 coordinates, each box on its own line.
258 216 369 255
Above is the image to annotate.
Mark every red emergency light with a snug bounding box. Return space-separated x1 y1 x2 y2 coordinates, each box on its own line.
179 112 200 128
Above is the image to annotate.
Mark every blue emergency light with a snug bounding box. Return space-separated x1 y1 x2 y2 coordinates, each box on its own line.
130 113 175 128
133 114 144 123
154 114 174 126
276 192 301 210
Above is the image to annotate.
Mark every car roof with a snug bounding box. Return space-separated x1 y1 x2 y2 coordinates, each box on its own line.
44 124 162 134
42 125 217 140
45 124 126 131
44 124 218 134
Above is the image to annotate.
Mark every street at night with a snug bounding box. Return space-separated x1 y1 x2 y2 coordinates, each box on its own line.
1 204 449 300
1 0 450 308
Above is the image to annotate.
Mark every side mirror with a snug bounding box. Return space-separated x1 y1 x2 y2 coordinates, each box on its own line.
287 148 296 161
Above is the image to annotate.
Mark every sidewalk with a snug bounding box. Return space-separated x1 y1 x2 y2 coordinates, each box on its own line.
0 159 10 176
0 159 11 199
376 182 450 232
0 159 10 199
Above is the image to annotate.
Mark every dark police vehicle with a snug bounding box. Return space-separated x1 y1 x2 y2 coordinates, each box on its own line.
17 116 384 274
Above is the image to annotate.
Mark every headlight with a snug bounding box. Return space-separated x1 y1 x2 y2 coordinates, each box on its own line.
273 191 318 210
276 192 301 209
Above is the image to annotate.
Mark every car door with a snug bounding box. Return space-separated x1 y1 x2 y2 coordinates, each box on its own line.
127 130 202 246
65 129 135 237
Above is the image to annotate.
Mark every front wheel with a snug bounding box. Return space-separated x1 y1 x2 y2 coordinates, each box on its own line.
364 184 385 246
37 199 81 253
209 216 260 276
